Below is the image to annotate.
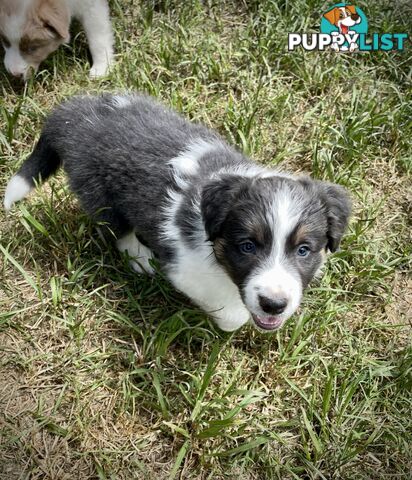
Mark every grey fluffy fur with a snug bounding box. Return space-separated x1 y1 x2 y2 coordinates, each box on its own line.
18 93 250 262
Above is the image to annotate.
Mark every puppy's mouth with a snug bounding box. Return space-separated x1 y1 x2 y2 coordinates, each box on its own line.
251 314 284 331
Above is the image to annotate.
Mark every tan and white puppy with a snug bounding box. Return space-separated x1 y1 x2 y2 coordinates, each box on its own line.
0 0 114 80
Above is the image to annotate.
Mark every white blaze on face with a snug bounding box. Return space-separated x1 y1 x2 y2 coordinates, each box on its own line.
1 0 34 78
243 188 303 322
4 44 31 78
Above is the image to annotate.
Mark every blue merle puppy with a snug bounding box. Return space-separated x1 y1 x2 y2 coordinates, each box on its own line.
4 93 351 332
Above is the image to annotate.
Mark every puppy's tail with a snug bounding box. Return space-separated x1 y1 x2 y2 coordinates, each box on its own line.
4 135 62 212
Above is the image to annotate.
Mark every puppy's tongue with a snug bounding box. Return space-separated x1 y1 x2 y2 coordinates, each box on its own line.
252 314 283 331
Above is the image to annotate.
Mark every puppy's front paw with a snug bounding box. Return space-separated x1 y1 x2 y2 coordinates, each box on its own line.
89 62 110 79
211 305 250 332
129 258 156 276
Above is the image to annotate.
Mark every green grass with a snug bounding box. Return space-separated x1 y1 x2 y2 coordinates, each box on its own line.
0 1 411 478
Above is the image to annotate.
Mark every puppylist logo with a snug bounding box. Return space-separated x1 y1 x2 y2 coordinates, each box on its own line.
289 4 408 52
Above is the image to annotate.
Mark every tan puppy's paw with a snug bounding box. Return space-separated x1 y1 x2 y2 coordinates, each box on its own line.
89 62 111 79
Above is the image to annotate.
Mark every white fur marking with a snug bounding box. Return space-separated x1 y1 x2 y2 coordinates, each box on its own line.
78 0 114 78
117 231 155 275
217 163 293 180
1 3 27 43
244 264 302 321
162 180 250 331
243 186 303 326
269 190 301 263
167 244 250 332
112 95 131 108
162 189 184 243
169 138 216 177
4 175 33 211
3 44 31 78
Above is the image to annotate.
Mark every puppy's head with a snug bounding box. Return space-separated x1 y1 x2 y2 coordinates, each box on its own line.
323 6 360 28
0 0 69 80
201 174 351 331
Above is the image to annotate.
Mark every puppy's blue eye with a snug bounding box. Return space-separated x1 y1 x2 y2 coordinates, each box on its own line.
239 241 256 254
297 245 310 257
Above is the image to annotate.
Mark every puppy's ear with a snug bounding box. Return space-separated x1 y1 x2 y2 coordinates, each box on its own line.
323 7 339 26
320 182 351 252
319 181 351 252
300 177 352 252
201 175 247 241
38 0 70 41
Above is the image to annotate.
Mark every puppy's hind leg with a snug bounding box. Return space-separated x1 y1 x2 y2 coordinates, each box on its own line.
92 208 154 274
79 0 114 78
116 231 155 275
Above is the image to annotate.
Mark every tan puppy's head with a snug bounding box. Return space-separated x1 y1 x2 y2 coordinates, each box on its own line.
0 0 69 80
323 5 360 29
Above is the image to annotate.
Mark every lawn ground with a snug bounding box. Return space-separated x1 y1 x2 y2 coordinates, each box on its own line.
0 1 411 478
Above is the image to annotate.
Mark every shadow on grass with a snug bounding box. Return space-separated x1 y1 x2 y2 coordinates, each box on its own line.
4 192 228 351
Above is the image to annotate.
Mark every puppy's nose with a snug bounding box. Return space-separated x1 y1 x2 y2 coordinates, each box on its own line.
9 70 24 79
351 13 360 20
258 295 287 315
